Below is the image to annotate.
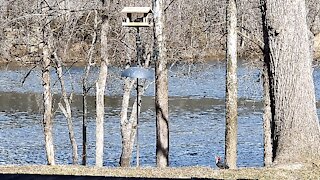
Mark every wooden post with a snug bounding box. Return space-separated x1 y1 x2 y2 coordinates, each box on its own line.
136 78 140 167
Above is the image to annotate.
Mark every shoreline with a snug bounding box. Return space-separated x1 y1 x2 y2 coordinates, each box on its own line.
0 165 319 179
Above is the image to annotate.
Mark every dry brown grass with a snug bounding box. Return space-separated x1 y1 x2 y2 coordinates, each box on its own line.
0 165 319 179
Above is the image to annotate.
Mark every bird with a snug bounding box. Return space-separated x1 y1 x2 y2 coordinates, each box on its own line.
215 156 229 169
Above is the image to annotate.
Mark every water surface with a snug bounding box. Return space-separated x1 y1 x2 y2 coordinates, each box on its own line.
0 62 316 167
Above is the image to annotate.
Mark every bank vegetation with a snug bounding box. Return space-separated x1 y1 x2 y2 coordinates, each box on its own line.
1 0 320 66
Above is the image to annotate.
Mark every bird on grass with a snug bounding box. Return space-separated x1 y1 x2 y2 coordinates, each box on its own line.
215 156 229 169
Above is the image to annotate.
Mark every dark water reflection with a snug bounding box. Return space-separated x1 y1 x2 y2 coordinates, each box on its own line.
0 62 317 167
0 92 262 167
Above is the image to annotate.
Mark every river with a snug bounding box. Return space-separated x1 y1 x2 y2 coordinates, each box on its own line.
0 61 318 167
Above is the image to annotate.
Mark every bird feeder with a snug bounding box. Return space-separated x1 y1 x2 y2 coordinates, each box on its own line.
121 6 154 167
121 7 152 27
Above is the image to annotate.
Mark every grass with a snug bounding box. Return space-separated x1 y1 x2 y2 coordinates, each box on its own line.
0 165 319 179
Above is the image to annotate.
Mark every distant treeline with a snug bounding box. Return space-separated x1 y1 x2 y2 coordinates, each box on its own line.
0 0 319 66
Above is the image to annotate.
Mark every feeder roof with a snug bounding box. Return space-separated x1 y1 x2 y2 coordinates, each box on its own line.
121 7 152 14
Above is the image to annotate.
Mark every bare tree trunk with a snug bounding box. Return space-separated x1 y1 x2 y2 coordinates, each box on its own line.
39 2 56 165
119 26 135 167
53 52 78 165
261 0 320 166
119 80 135 167
153 0 169 167
119 76 149 167
95 16 109 167
119 79 140 167
41 30 55 166
225 0 238 169
82 78 88 166
82 9 98 166
262 62 272 167
119 27 151 167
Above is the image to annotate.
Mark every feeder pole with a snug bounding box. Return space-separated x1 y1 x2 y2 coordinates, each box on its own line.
136 78 139 167
135 26 141 167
